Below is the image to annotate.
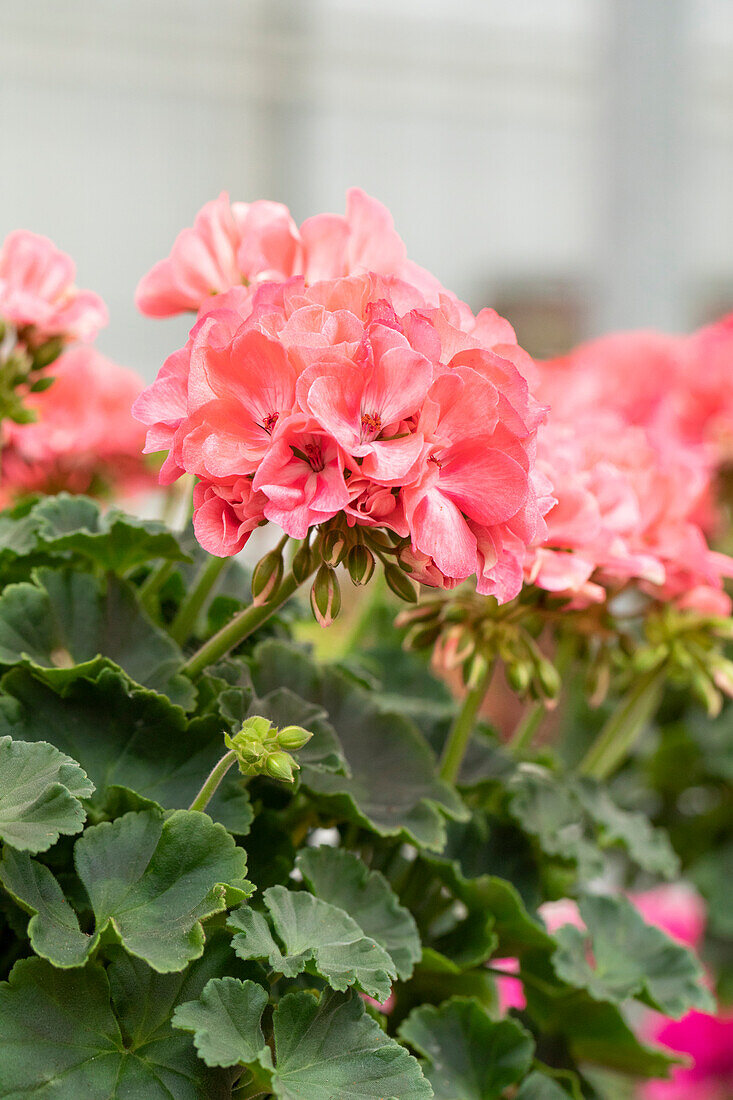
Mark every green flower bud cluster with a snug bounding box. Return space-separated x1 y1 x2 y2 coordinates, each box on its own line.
0 323 64 426
397 592 562 703
635 606 733 718
295 518 415 628
224 714 312 783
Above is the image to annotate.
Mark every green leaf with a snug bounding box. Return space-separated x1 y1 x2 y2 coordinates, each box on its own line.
0 735 93 853
3 809 251 972
509 767 603 879
297 846 421 980
172 976 268 1067
399 997 534 1099
509 768 679 881
0 848 93 967
249 640 466 850
229 885 396 1000
76 809 251 972
0 568 194 707
264 989 432 1099
691 842 733 938
0 666 252 834
0 941 240 1097
574 779 679 879
516 1072 575 1099
552 894 714 1018
23 493 188 574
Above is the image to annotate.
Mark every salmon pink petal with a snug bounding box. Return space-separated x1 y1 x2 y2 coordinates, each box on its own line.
300 213 350 281
439 441 528 526
408 487 478 579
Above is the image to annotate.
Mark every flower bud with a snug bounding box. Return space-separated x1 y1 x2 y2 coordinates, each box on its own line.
404 620 442 651
251 545 284 607
321 527 347 567
264 751 298 783
384 562 419 603
31 336 64 371
277 724 313 751
506 661 531 694
362 528 395 552
310 564 341 627
465 651 490 689
29 375 55 394
346 543 375 587
536 658 561 700
394 602 442 629
292 539 315 584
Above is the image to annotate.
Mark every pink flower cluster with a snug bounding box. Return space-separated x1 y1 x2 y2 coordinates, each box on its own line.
527 330 733 613
0 230 107 344
0 346 151 505
135 189 443 320
134 191 550 602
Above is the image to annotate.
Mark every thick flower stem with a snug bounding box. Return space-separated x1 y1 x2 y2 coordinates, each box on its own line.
188 750 238 813
183 566 314 678
578 665 667 781
169 555 229 645
439 661 494 784
508 701 545 756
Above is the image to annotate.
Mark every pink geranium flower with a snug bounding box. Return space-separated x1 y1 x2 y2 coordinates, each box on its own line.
136 255 547 595
0 345 151 504
0 230 107 343
135 189 442 319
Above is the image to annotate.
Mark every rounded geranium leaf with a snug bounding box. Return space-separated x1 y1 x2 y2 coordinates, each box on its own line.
552 894 714 1018
266 989 432 1100
297 846 421 980
0 568 194 708
399 998 534 1100
0 735 93 853
73 808 252 972
172 977 268 1068
229 885 396 1001
0 944 239 1097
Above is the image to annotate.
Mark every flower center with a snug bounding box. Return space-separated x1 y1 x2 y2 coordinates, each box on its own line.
263 411 279 433
304 441 325 472
360 411 382 440
429 453 443 471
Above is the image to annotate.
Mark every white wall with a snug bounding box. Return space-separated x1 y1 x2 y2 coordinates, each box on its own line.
1 0 732 377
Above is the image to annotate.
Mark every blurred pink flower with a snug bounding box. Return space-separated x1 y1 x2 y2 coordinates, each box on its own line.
0 230 107 343
0 345 151 503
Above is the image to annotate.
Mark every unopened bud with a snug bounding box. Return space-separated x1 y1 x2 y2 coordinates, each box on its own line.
292 540 315 584
362 528 395 552
465 651 490 689
691 670 722 718
384 562 419 603
536 658 561 700
394 602 443 629
29 375 55 394
310 564 341 627
251 546 284 606
264 751 298 783
277 724 312 751
31 336 64 370
404 620 441 651
506 661 531 694
346 543 375 587
321 527 348 567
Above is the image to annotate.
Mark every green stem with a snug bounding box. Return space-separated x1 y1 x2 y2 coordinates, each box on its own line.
507 701 545 756
183 565 314 678
439 661 494 783
188 750 237 812
578 664 667 780
139 559 176 613
169 555 228 645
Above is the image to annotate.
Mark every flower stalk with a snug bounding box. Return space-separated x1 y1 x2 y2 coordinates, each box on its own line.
183 564 314 678
188 750 238 813
578 663 667 780
439 658 495 784
169 555 228 645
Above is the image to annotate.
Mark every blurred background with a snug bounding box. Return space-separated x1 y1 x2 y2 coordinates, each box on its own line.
1 0 732 378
